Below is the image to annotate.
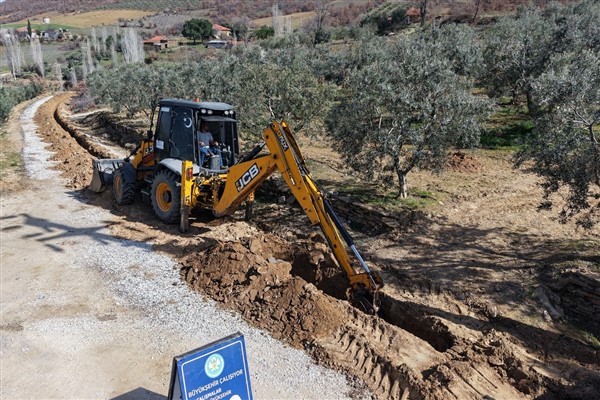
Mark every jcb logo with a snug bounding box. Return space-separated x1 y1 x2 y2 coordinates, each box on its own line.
236 163 259 192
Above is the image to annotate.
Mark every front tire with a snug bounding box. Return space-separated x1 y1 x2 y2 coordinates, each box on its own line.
113 168 136 205
151 169 181 224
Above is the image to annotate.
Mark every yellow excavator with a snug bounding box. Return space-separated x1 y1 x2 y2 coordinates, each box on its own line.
91 99 383 313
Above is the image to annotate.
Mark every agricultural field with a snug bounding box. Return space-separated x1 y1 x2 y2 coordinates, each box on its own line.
253 11 317 30
10 9 156 29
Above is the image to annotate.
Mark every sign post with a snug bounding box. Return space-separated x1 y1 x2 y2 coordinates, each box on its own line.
168 332 253 400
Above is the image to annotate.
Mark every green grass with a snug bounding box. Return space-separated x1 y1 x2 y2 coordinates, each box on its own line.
0 130 22 178
481 103 534 149
2 23 77 31
337 183 439 210
556 238 600 254
0 152 21 171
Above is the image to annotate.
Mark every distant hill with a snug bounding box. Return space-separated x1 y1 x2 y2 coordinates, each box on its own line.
0 0 315 25
0 0 581 28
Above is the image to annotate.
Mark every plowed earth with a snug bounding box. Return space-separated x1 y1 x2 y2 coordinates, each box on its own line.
19 93 600 399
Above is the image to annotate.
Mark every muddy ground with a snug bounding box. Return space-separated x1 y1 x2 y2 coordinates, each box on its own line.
13 93 600 399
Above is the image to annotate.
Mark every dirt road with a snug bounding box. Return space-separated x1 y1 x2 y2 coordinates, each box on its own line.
2 92 599 400
0 96 367 400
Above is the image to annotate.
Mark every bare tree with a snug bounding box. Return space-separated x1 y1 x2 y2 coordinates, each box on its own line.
121 28 145 64
1 32 24 78
101 26 108 53
110 27 119 67
55 63 63 91
272 4 284 37
284 15 293 35
81 38 95 78
30 37 44 78
70 68 78 88
91 27 99 53
304 0 331 44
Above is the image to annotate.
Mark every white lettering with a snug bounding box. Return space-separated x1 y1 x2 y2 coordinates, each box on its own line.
235 164 260 192
219 369 243 384
212 389 232 400
277 132 289 151
198 387 222 400
188 379 219 398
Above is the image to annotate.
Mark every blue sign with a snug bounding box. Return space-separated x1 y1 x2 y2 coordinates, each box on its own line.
168 332 253 400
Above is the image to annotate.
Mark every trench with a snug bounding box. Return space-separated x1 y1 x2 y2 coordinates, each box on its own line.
289 246 456 353
378 292 456 352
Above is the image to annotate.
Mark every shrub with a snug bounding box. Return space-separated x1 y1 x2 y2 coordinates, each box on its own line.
0 81 43 123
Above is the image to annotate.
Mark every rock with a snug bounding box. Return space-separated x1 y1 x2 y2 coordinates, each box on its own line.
309 251 325 266
249 238 263 254
542 310 552 322
488 356 504 367
534 286 564 320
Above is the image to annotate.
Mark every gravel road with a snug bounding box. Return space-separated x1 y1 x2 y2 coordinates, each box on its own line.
0 97 365 399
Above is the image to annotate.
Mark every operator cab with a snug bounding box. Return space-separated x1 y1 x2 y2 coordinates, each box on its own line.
152 99 239 169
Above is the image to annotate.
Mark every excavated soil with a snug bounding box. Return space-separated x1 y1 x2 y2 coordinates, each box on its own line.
22 93 600 400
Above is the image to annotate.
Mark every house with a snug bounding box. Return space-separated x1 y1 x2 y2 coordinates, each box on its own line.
143 35 177 51
405 7 421 24
15 27 30 40
212 24 231 39
206 40 230 49
40 29 60 40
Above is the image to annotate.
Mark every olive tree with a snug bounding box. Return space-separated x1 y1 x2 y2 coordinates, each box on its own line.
327 34 489 197
480 6 561 116
182 18 212 44
516 50 600 228
86 46 336 140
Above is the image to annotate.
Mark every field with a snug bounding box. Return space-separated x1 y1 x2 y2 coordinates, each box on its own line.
253 11 317 30
10 9 156 29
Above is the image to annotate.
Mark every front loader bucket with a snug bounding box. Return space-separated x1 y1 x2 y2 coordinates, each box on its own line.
90 159 122 193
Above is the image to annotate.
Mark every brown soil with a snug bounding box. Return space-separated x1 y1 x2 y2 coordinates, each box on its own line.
15 93 600 400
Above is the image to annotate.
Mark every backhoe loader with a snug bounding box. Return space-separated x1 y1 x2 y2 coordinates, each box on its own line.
91 98 383 313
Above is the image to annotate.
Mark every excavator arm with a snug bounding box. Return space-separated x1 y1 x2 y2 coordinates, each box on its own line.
188 121 383 313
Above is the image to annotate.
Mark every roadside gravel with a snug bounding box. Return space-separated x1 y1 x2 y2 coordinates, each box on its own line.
0 96 367 399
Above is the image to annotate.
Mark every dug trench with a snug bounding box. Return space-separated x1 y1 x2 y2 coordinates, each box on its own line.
38 93 600 399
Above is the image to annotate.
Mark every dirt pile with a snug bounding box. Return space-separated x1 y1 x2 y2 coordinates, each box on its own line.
32 93 94 189
446 151 481 173
544 262 600 338
181 233 537 399
181 234 344 346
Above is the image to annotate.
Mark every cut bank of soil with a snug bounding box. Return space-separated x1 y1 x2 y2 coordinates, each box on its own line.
28 93 600 399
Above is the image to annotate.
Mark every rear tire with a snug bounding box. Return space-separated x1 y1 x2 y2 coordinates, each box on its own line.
151 169 181 224
113 168 136 205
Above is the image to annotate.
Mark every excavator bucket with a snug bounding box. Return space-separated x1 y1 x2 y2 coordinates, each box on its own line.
90 159 122 193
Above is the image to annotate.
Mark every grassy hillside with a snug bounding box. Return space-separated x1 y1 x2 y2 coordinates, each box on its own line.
1 0 582 27
12 10 156 29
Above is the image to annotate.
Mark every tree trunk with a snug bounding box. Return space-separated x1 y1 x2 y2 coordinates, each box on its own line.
420 0 428 27
397 169 408 198
472 0 481 23
525 88 539 118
